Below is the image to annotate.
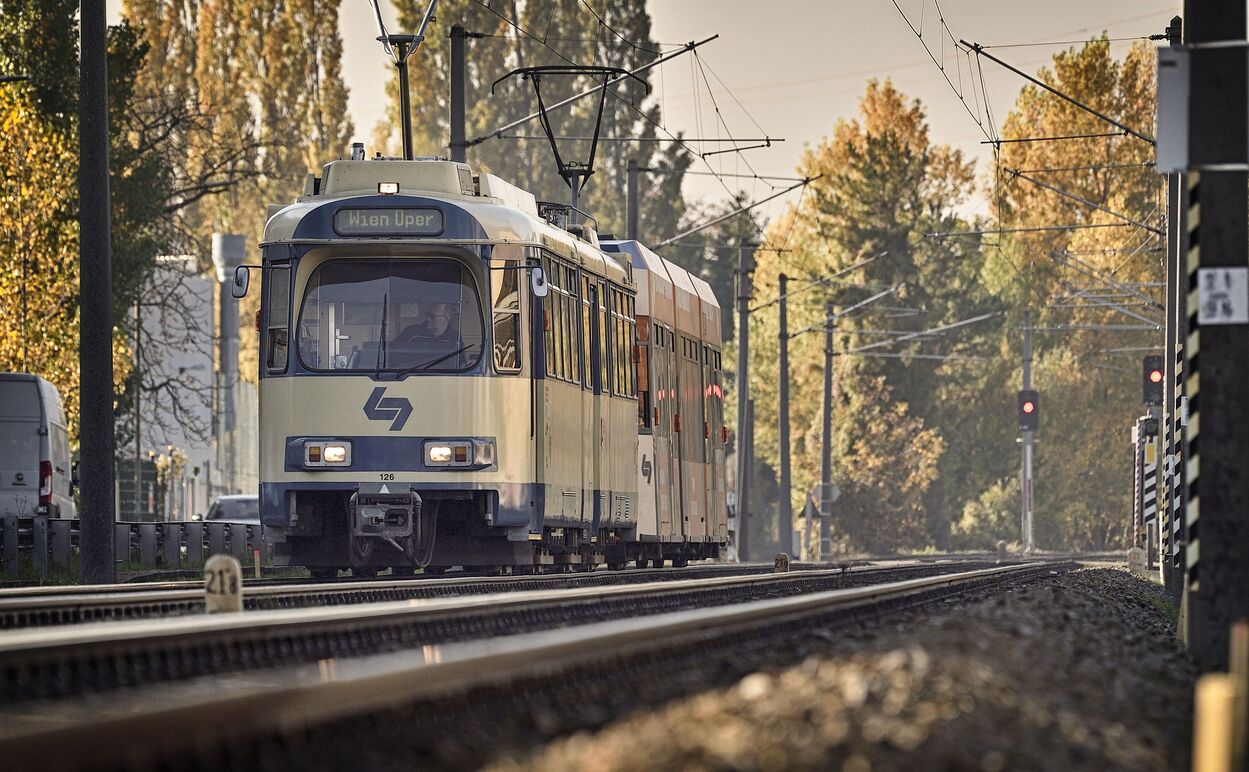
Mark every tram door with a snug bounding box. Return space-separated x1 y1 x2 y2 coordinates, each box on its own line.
580 273 595 531
701 345 715 540
589 280 610 533
650 326 674 538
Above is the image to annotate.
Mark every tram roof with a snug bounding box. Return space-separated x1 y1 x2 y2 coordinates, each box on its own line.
262 159 631 287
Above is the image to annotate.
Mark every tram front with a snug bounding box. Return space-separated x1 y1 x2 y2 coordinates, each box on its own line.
248 159 544 578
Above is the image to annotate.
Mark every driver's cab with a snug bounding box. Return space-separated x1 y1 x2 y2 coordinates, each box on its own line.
295 255 485 375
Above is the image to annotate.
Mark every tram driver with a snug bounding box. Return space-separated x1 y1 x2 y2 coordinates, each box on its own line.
394 302 459 346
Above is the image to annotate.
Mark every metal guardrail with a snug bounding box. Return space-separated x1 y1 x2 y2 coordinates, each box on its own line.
0 515 270 580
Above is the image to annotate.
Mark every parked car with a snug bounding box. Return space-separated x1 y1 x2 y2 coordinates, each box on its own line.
203 494 260 525
0 373 75 518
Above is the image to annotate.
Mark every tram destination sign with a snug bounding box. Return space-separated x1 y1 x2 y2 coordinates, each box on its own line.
334 207 444 236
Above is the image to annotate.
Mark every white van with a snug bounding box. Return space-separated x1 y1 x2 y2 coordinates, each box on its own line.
0 373 76 518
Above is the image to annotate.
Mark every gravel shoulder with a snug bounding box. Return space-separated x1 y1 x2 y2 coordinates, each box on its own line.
488 567 1194 772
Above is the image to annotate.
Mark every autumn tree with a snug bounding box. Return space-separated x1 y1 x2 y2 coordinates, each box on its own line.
976 39 1160 550
124 0 355 381
0 3 184 442
747 81 993 553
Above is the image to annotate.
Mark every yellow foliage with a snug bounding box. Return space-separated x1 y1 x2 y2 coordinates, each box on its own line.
0 89 131 443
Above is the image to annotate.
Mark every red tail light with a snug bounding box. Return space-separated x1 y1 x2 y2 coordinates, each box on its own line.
39 460 52 505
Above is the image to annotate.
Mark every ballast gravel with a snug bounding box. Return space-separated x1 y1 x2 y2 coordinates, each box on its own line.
487 568 1194 771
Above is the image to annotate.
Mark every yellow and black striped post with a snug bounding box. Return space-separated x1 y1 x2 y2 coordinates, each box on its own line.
1183 172 1201 596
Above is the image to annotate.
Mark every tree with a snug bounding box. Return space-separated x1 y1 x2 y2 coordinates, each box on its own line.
124 0 355 381
0 87 133 440
748 81 987 553
978 40 1159 550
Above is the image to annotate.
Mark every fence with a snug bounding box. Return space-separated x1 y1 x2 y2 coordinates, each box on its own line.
0 515 272 580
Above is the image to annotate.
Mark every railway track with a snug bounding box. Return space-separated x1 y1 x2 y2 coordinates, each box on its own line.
0 561 1070 771
0 559 965 629
0 561 1003 704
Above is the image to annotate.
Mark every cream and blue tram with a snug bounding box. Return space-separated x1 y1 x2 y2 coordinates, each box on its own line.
251 157 725 576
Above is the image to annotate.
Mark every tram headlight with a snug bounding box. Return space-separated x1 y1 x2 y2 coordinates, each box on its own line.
304 440 352 467
424 439 495 468
426 444 454 464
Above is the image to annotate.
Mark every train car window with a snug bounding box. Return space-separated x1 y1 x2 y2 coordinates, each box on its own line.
566 266 580 384
598 281 610 393
637 317 650 430
563 280 575 382
489 258 521 373
265 266 290 372
582 274 594 391
628 295 638 398
298 258 483 373
542 257 556 379
561 288 573 381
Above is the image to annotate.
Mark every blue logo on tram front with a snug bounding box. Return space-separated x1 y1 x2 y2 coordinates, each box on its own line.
363 387 413 431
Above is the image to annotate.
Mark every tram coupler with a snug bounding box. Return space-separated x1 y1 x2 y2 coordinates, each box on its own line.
350 484 418 553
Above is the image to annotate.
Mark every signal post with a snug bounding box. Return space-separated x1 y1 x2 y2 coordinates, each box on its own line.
1017 312 1036 555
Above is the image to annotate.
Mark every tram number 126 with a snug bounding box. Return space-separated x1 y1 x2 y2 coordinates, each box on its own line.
379 473 395 481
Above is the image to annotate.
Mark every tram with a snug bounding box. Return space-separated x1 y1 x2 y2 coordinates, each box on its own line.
238 155 726 576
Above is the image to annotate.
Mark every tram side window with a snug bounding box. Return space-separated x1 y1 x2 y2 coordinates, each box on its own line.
598 281 610 392
582 274 594 390
265 267 290 372
627 295 638 397
566 265 580 383
490 258 521 373
542 257 585 385
542 257 556 379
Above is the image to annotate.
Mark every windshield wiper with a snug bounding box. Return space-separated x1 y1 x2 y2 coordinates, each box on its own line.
391 344 475 378
375 293 388 378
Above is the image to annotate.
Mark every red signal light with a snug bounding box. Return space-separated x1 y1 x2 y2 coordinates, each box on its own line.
1022 401 1035 414
1149 369 1163 383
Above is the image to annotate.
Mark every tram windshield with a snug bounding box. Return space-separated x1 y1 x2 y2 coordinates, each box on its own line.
297 259 484 373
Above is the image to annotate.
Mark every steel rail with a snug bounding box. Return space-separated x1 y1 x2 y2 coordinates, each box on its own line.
0 562 1003 705
0 562 991 657
0 562 836 629
0 562 1064 770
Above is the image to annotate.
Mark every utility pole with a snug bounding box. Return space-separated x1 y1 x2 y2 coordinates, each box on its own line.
1020 311 1035 555
133 298 142 519
1161 15 1184 600
819 299 834 562
1181 0 1249 669
212 235 246 497
777 273 793 555
78 0 116 584
734 244 754 562
627 159 639 241
448 25 480 163
449 25 467 163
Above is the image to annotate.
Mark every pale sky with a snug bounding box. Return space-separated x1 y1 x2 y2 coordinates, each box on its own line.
109 1 1180 225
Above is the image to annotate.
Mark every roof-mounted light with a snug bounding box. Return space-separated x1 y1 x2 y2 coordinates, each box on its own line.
378 182 399 195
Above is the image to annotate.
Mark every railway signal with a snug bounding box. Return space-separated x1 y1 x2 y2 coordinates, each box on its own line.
1142 355 1164 406
1017 389 1039 432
